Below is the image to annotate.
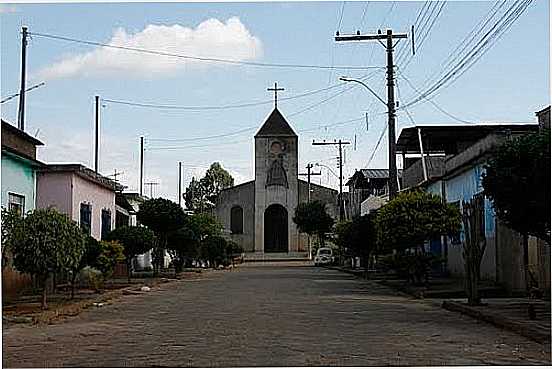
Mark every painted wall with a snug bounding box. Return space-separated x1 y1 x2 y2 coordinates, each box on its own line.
37 171 116 240
1 154 37 212
444 164 497 281
71 174 116 240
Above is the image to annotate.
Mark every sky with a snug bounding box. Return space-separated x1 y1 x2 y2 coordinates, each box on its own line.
1 0 549 203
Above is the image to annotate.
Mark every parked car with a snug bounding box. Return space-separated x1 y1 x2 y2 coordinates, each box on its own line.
314 247 334 266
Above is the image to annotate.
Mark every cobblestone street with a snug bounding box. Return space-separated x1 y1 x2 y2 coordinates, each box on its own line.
3 264 551 367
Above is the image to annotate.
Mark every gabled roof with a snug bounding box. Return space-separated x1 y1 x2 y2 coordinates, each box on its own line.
39 164 124 192
255 108 297 137
345 169 403 186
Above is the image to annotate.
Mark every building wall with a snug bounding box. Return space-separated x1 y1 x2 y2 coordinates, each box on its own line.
37 171 116 240
215 181 255 253
254 136 299 253
1 154 37 212
444 164 497 281
71 174 116 240
37 171 73 214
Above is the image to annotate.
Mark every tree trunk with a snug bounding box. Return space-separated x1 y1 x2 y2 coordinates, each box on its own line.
71 271 77 300
523 233 529 291
41 275 49 310
127 259 132 284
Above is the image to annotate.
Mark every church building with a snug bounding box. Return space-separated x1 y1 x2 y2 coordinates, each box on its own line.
214 95 338 260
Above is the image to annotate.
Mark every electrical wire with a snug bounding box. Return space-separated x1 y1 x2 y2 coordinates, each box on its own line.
29 31 382 71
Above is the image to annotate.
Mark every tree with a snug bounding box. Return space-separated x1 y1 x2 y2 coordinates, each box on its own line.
225 240 244 267
137 198 186 274
200 235 228 268
293 201 334 248
375 190 461 253
375 190 461 285
334 215 377 275
95 240 125 283
167 222 200 273
482 130 551 291
461 195 486 305
184 162 234 212
70 236 102 298
187 213 223 241
105 226 156 282
10 208 85 309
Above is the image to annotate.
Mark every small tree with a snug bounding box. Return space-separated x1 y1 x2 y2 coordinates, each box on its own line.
105 226 156 282
1 208 21 267
293 201 335 248
226 240 244 267
167 224 200 273
95 240 125 284
200 235 228 268
375 190 461 284
10 208 85 309
482 130 551 291
184 163 234 212
137 198 186 274
70 236 102 298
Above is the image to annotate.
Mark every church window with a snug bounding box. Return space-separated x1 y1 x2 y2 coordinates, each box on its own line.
230 206 244 234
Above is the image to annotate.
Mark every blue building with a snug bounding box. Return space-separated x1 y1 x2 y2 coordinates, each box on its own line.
1 120 44 214
397 122 547 293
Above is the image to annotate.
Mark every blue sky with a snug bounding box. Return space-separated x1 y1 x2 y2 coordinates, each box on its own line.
1 1 549 201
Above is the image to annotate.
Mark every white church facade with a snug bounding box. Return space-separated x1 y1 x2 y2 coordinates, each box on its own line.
214 106 338 260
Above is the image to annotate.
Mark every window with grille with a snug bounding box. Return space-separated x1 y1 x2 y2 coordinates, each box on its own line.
101 209 112 240
80 203 92 235
8 193 25 216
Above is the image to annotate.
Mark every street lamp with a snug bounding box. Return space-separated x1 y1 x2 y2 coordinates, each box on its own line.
339 75 399 199
315 162 340 180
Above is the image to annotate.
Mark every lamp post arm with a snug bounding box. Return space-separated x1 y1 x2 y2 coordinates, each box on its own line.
339 77 387 107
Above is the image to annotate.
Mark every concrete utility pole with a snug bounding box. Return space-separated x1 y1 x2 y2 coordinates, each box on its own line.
94 95 100 173
336 29 408 200
139 137 144 196
312 140 351 221
144 181 159 199
298 164 321 203
17 26 29 131
178 162 182 207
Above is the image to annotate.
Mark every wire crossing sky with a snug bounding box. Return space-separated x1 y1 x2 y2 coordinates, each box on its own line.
0 1 548 202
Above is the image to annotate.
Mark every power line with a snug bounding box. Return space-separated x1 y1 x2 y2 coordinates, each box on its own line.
29 31 382 71
101 81 349 111
401 0 533 109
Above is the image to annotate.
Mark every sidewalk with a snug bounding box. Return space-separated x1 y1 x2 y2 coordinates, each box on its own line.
442 298 551 344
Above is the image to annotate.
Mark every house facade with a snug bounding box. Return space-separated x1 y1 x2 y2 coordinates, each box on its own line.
396 121 549 293
345 169 402 217
1 120 44 214
37 164 121 240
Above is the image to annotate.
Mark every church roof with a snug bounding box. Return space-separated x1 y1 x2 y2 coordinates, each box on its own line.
255 108 297 137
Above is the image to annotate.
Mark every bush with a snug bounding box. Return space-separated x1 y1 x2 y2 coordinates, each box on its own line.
105 226 156 281
380 253 444 285
95 240 125 283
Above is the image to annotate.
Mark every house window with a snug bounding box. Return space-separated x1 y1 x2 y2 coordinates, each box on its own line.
8 193 25 216
101 209 112 240
230 206 244 234
80 203 92 235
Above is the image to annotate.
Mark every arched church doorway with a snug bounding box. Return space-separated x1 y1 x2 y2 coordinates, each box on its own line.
264 204 288 253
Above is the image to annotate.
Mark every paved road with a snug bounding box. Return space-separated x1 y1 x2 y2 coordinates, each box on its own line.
3 264 551 367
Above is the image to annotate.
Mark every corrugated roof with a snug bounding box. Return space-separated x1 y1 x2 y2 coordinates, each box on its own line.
360 169 403 179
255 108 297 137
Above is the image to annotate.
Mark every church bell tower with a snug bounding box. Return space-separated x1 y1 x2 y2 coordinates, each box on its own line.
254 83 299 254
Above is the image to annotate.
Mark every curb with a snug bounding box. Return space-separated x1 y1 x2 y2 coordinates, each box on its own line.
442 300 551 344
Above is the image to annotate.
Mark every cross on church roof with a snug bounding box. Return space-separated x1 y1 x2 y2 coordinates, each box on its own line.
267 82 284 108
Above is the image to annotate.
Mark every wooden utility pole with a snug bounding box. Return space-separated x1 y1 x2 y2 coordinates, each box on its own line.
335 29 407 199
17 26 29 131
139 137 144 196
108 169 124 182
299 163 321 203
178 162 182 207
94 95 100 173
312 140 350 221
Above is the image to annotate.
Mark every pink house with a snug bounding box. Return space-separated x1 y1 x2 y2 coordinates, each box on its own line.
37 164 122 240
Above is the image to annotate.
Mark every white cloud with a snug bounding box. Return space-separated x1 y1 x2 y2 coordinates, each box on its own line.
37 17 262 80
0 5 17 13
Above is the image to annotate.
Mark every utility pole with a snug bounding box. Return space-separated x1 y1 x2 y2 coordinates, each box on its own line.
17 26 29 131
139 137 144 197
94 95 100 173
108 169 124 182
336 29 407 199
144 181 159 198
178 162 182 207
298 164 321 203
299 163 321 261
312 140 350 221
